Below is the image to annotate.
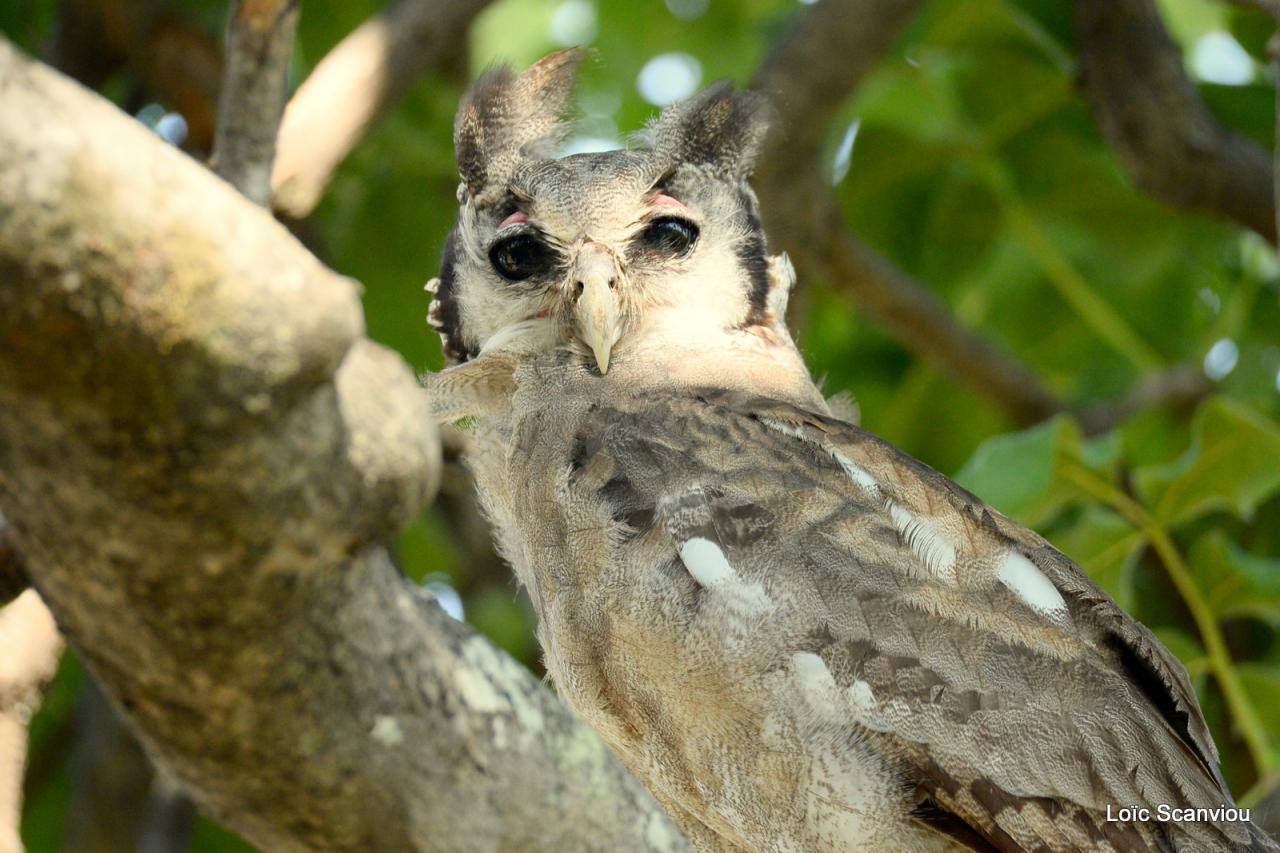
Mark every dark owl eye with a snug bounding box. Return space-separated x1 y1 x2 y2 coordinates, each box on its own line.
489 234 556 281
639 217 699 255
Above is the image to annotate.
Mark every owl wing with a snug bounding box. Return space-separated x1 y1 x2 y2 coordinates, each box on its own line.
570 389 1272 853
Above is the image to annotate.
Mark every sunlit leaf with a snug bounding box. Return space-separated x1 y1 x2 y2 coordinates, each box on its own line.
955 416 1119 527
1136 397 1280 526
1238 664 1280 768
1191 532 1280 626
955 416 1076 524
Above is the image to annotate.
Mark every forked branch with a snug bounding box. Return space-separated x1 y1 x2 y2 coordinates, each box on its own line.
0 39 685 852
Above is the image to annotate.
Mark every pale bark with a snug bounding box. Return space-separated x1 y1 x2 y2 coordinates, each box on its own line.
0 39 686 853
270 0 490 218
0 592 63 853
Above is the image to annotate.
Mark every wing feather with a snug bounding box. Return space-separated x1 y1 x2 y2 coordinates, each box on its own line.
568 389 1272 851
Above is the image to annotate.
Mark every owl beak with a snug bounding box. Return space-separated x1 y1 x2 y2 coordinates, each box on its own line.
572 245 622 374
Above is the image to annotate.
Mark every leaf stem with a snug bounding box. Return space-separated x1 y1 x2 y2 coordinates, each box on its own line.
1060 462 1276 777
977 163 1163 371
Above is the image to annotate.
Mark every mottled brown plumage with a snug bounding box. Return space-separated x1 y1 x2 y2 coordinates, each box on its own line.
425 52 1277 852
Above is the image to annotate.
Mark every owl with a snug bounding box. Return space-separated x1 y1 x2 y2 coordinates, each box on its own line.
425 51 1276 852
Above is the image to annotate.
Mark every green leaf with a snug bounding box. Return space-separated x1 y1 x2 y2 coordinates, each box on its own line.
1155 0 1227 48
1237 663 1280 768
1049 505 1143 609
1135 397 1280 527
1191 532 1280 626
1152 627 1209 680
1227 5 1276 63
1199 83 1275 150
955 416 1119 526
955 416 1077 524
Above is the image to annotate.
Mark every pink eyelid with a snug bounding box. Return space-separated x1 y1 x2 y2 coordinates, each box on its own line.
649 193 687 210
498 196 684 229
497 211 529 230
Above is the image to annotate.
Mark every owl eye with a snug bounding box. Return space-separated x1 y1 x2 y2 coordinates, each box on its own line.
489 234 556 281
639 217 699 256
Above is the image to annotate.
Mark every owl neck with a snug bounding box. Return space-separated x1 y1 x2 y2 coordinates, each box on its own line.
426 320 829 424
603 319 829 414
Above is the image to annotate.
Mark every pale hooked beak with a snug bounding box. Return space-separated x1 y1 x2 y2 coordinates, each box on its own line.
572 242 622 374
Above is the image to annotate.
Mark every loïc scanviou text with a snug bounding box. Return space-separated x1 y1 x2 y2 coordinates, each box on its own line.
1106 805 1252 824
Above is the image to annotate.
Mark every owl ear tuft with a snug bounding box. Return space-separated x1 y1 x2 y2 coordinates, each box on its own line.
651 82 772 179
454 49 587 203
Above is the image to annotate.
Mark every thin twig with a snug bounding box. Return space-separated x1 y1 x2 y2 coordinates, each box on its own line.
211 0 300 205
977 159 1163 371
1074 0 1276 245
1242 771 1280 810
1077 364 1213 436
271 0 491 218
0 591 64 853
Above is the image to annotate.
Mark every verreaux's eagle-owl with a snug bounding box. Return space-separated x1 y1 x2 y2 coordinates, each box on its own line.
425 50 1274 853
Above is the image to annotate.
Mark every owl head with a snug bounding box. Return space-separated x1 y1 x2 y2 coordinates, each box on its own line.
427 49 799 382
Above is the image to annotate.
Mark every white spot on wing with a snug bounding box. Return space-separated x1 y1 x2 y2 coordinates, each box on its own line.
679 537 770 610
998 551 1067 616
831 450 879 496
792 652 836 691
760 417 959 584
849 680 876 712
761 417 807 441
887 501 956 581
760 419 879 498
679 536 732 585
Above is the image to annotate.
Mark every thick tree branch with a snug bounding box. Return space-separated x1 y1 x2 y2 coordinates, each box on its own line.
752 0 1066 426
211 0 299 205
1074 0 1276 245
0 592 63 853
270 0 491 218
50 0 487 214
0 40 686 852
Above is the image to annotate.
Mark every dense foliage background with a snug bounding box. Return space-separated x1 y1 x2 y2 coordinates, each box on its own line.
4 0 1280 848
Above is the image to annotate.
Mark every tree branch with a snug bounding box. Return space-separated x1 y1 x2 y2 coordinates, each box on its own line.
1074 0 1276 245
752 0 1065 425
270 0 491 218
0 591 63 853
1077 363 1213 436
0 40 686 852
211 0 300 205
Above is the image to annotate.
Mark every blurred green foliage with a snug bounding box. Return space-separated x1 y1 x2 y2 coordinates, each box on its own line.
4 0 1280 848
